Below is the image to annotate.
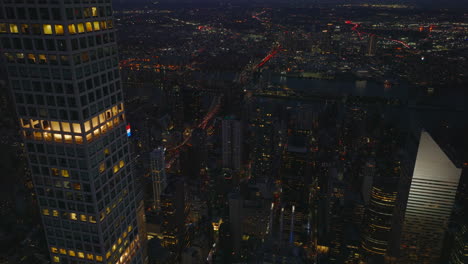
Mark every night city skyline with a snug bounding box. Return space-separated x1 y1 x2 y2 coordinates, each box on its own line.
0 0 467 264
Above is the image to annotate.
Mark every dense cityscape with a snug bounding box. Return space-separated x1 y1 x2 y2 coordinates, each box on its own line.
0 0 467 264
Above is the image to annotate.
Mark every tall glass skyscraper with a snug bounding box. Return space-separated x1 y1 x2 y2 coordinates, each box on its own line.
0 1 146 263
400 131 461 264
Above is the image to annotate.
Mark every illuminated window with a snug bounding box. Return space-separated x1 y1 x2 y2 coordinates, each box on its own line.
33 132 43 140
55 24 64 35
100 21 107 30
75 135 83 144
85 22 92 32
112 244 117 252
64 134 73 143
52 210 59 217
51 168 59 177
77 23 84 33
51 247 58 253
106 251 111 259
80 214 87 221
0 23 6 33
83 8 91 18
53 134 62 142
63 181 70 189
117 238 122 245
84 121 91 132
92 7 98 16
16 53 24 60
93 128 100 137
68 24 76 34
70 212 77 220
119 160 125 168
61 122 71 132
53 256 60 263
39 54 47 64
72 123 81 133
99 163 106 173
87 253 94 260
113 165 119 173
51 121 60 131
27 54 36 63
104 148 110 156
92 117 99 127
93 21 100 31
73 183 81 190
99 113 106 123
106 207 111 214
68 250 76 257
59 248 67 255
9 24 19 33
86 133 93 142
43 24 53 34
89 216 97 223
77 252 85 259
128 225 132 232
61 170 70 177
21 24 29 33
96 255 103 262
43 209 50 215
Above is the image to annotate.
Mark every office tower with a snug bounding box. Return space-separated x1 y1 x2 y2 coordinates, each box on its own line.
0 2 147 263
449 223 468 264
367 35 377 56
361 159 376 205
229 192 243 256
400 131 462 264
150 147 167 211
222 118 242 171
361 159 399 261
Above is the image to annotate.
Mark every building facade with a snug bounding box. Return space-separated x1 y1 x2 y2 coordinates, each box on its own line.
400 131 461 264
0 1 146 263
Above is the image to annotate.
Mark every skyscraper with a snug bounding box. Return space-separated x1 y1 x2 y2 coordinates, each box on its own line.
367 35 377 56
222 117 242 171
0 1 147 263
400 131 462 264
150 147 167 211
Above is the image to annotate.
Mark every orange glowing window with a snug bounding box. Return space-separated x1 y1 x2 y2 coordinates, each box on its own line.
85 22 93 32
9 24 19 33
61 122 71 132
72 123 81 133
93 21 100 31
43 24 53 34
77 23 84 33
61 170 70 177
55 24 64 35
68 24 76 34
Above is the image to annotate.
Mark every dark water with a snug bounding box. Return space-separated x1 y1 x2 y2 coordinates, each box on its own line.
269 75 410 99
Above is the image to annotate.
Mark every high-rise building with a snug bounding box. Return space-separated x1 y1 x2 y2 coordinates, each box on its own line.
367 35 377 56
150 147 167 211
222 118 242 171
400 131 462 264
0 2 146 263
361 160 399 261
